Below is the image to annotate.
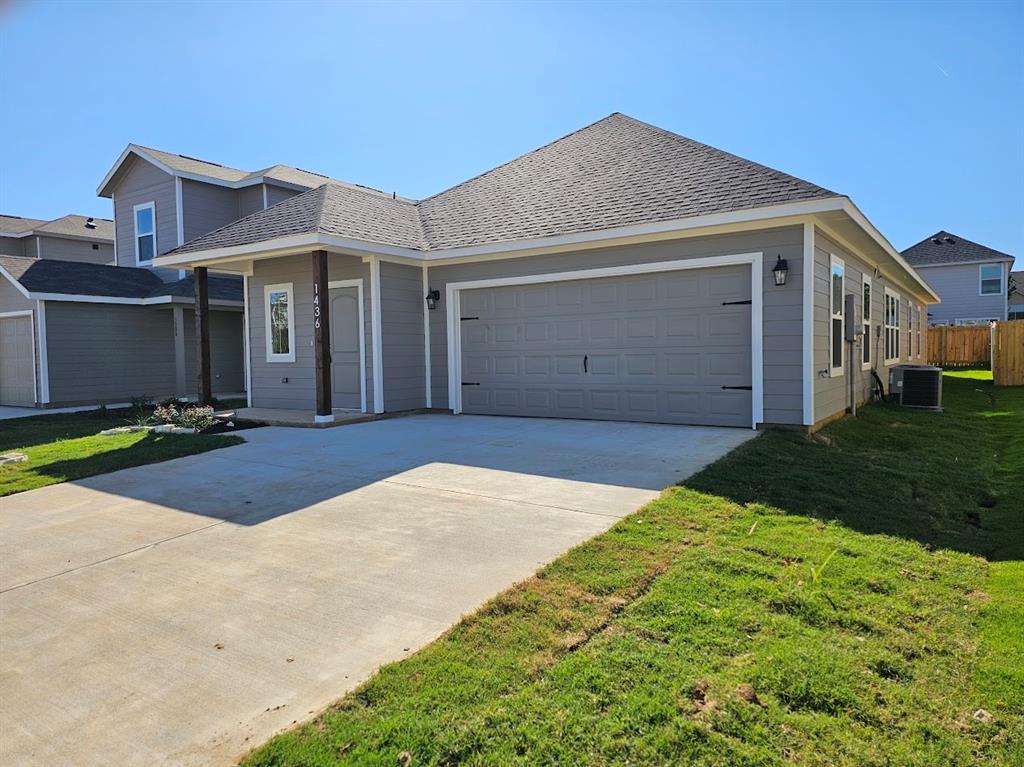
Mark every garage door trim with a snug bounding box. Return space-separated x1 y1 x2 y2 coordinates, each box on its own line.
445 252 764 428
0 310 38 406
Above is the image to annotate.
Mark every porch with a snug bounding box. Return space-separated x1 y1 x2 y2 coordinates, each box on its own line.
218 406 399 429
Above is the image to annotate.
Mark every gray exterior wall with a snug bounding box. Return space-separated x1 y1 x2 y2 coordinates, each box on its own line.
238 185 265 217
247 253 374 410
425 226 806 425
813 230 927 423
37 235 114 265
915 261 1010 324
182 308 245 394
0 237 29 258
0 279 38 402
379 261 426 411
112 156 178 269
44 302 178 405
181 180 239 244
265 184 299 207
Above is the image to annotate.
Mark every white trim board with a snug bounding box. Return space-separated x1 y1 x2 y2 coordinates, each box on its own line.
0 310 38 406
444 252 765 429
422 264 432 409
801 222 814 425
327 279 368 414
175 177 185 247
36 301 49 403
368 256 384 413
242 275 252 407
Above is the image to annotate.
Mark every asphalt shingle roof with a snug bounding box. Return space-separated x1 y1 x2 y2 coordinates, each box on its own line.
171 113 839 256
0 255 242 302
0 214 112 241
901 231 1015 267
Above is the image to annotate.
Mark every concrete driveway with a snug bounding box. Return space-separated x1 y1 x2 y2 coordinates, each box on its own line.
0 414 754 767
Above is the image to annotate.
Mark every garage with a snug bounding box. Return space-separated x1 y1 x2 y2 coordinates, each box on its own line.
0 313 37 407
452 261 757 428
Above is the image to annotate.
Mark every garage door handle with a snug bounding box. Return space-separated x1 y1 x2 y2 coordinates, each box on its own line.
721 385 753 390
583 355 588 373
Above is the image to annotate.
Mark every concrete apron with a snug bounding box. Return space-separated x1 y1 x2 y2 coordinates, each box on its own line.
0 414 755 767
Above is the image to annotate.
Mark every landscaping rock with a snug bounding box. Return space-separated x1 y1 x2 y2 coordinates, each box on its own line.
0 452 28 465
151 424 174 433
99 427 132 436
170 427 197 435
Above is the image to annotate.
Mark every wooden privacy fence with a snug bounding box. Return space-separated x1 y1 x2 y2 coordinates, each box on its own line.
927 325 991 367
927 321 1024 386
993 320 1024 386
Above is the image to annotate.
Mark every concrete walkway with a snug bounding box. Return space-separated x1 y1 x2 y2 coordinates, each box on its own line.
0 414 755 767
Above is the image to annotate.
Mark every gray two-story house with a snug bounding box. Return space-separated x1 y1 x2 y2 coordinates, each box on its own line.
0 214 115 265
901 231 1015 325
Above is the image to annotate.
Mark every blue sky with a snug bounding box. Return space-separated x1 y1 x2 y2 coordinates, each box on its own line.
1 0 1020 265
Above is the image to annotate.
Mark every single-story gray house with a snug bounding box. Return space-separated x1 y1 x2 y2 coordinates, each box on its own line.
901 231 1016 325
146 113 937 429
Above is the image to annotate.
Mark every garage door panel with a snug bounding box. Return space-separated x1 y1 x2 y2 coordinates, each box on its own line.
460 265 753 427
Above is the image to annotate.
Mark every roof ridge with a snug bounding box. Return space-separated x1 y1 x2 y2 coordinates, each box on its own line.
416 112 624 205
615 113 838 196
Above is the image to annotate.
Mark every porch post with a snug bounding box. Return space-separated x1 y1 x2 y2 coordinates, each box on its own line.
312 250 332 421
194 266 212 405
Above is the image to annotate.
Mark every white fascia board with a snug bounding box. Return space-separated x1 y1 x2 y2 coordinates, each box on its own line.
0 264 32 298
839 199 941 303
913 258 1015 269
22 292 181 306
0 231 32 239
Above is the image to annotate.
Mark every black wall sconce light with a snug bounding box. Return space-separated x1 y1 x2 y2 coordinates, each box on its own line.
425 289 440 310
772 255 789 286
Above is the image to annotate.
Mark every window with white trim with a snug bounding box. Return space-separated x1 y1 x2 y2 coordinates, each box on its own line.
979 264 1003 296
829 256 845 376
884 289 901 363
861 274 872 370
134 202 156 264
264 283 295 362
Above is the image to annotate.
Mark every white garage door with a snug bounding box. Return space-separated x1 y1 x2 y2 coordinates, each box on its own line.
0 315 36 407
458 265 753 427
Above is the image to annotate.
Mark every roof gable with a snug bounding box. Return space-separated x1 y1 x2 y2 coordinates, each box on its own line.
901 231 1015 267
171 113 838 256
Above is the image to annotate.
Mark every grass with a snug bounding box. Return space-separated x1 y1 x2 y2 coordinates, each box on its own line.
237 372 1018 765
0 406 244 497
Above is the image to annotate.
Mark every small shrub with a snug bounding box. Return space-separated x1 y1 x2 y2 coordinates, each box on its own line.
152 403 179 424
176 405 217 432
124 412 154 428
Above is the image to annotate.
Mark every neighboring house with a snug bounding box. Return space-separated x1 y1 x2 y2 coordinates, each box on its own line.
1 145 364 409
901 231 1015 325
1009 271 1023 320
152 113 937 430
0 213 114 265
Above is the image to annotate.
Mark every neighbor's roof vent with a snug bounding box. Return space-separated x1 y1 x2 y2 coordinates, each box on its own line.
943 236 956 244
84 217 96 229
932 238 942 244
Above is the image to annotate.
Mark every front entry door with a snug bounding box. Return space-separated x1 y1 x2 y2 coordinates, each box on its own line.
329 286 362 410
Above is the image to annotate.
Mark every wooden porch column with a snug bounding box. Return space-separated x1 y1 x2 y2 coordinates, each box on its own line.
312 250 332 420
194 266 212 405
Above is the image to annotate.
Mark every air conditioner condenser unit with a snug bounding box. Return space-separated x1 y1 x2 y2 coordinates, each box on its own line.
889 365 943 410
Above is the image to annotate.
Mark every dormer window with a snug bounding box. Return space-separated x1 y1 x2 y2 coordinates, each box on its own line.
134 202 156 264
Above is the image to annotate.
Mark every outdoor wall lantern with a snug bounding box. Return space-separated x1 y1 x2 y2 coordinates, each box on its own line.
425 289 441 310
772 255 789 287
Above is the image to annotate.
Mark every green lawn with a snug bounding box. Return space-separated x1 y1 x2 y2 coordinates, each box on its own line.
0 407 244 497
242 372 1022 767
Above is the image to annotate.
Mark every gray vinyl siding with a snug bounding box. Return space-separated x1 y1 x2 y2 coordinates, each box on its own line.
265 184 299 207
238 185 265 217
182 308 245 394
0 238 29 258
37 235 114 265
915 262 1009 324
247 253 374 410
112 156 178 268
426 226 805 425
0 280 38 403
813 230 928 423
379 261 426 411
181 180 240 244
43 302 178 405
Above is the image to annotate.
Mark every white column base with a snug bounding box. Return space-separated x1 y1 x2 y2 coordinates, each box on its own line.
314 413 335 424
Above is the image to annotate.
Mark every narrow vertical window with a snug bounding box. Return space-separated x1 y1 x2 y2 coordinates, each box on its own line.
861 275 872 369
134 202 156 264
829 256 845 376
264 283 295 362
884 289 901 364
